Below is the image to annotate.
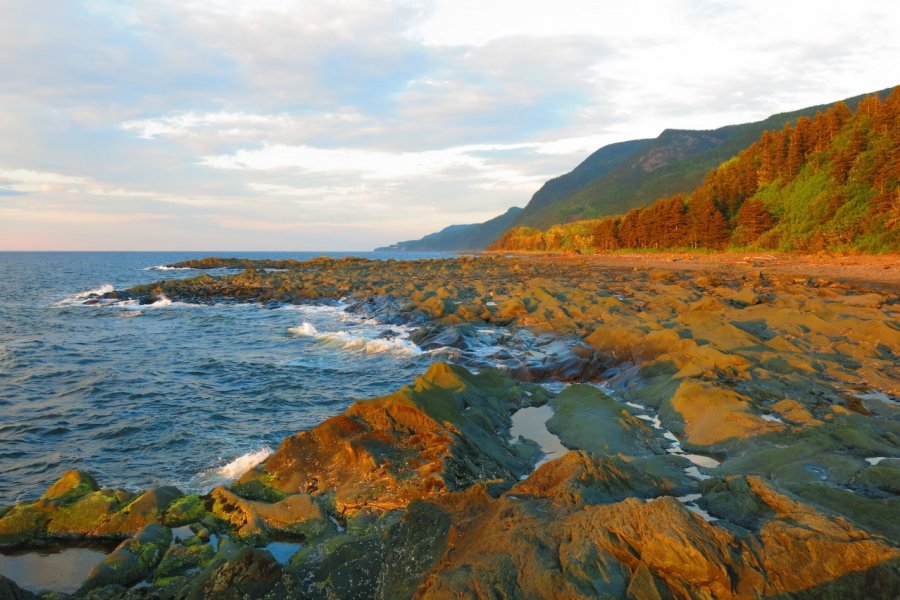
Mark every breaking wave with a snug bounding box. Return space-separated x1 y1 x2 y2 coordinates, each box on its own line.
216 446 273 479
288 321 421 357
145 265 194 271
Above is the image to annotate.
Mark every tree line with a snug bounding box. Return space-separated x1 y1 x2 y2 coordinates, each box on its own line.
491 87 900 253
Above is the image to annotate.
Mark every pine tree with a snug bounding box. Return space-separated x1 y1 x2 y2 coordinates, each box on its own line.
686 195 728 248
734 199 775 245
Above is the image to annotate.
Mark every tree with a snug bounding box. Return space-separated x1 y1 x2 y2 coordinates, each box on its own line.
733 199 775 245
686 195 728 248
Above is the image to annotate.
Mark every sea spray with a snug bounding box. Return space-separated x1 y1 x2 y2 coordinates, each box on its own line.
289 321 421 357
216 446 273 479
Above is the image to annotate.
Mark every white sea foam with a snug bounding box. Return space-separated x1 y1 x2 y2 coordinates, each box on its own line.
684 503 717 522
147 294 172 307
75 284 114 298
216 447 272 479
289 322 319 336
636 413 662 430
56 284 116 306
145 265 193 271
289 321 420 357
676 493 702 503
681 454 721 468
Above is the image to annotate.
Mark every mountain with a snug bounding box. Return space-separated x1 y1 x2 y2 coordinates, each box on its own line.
376 206 523 252
491 87 900 253
514 88 896 229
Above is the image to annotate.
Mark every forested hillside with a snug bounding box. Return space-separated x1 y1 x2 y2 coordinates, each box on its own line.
491 88 900 253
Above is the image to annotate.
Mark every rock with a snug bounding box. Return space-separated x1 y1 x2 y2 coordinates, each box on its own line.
546 385 667 456
40 470 100 504
667 380 784 447
239 363 537 513
0 575 36 600
511 451 693 505
208 486 325 540
155 541 215 581
79 524 172 593
416 475 900 599
182 546 291 600
0 474 182 547
93 486 183 536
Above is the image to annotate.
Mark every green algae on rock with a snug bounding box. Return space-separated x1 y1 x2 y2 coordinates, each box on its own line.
9 253 899 598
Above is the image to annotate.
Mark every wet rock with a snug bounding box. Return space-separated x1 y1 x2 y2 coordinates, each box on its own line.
511 451 693 505
239 363 538 512
179 545 291 600
92 486 183 536
0 475 182 548
155 541 215 581
208 486 325 541
78 524 172 593
0 575 36 600
547 385 667 456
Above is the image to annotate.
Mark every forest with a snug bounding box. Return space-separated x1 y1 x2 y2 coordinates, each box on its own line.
490 87 900 254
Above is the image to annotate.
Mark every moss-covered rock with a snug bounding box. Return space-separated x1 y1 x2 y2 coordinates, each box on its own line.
78 524 172 593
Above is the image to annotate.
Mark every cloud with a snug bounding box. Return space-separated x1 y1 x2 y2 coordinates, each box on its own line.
121 111 292 139
1 0 899 250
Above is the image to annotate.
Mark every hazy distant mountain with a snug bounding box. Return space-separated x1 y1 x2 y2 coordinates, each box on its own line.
375 206 523 251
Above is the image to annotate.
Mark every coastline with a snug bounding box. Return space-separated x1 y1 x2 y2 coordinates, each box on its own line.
2 253 898 598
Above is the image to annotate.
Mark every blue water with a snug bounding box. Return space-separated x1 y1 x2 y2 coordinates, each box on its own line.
0 251 451 504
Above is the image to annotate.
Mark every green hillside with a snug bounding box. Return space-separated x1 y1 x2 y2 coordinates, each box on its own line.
492 87 900 253
515 88 896 229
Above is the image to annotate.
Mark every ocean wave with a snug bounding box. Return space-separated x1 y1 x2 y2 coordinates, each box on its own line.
75 284 114 299
147 294 172 308
145 265 193 271
188 446 273 491
288 321 421 357
56 284 115 306
216 446 272 479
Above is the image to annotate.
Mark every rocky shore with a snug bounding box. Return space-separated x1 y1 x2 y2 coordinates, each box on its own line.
2 255 898 598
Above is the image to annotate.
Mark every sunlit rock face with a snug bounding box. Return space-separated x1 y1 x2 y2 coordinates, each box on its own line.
2 255 898 597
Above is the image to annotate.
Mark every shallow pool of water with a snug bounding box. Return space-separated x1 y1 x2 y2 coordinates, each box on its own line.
509 404 568 468
0 545 110 594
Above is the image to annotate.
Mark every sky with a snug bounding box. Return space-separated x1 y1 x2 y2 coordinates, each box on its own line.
0 1 897 250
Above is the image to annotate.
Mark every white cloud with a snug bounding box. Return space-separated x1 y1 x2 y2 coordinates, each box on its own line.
0 168 88 189
1 0 899 249
121 111 291 139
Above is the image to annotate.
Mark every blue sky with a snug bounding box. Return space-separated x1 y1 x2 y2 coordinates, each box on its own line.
1 0 898 250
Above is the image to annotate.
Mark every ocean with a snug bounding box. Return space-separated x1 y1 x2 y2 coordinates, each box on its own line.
0 251 452 504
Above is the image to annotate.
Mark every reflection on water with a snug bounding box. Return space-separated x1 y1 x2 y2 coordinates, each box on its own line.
0 545 110 594
509 404 568 468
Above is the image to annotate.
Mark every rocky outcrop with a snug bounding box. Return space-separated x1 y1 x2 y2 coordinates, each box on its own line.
0 470 184 547
9 255 898 597
78 524 171 593
1 358 898 598
237 363 545 513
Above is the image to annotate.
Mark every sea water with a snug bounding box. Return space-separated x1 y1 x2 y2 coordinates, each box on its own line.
0 251 451 504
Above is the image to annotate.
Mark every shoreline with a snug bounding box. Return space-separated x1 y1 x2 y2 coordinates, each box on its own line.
2 254 898 598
